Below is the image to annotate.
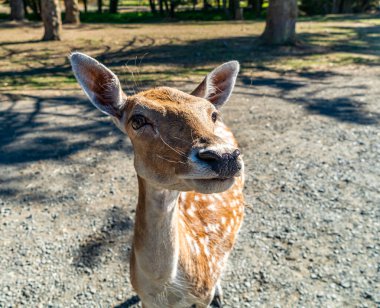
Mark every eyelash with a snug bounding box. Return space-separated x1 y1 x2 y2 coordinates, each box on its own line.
211 112 218 123
130 115 147 130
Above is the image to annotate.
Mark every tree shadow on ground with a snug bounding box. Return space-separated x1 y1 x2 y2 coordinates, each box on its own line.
0 93 131 166
297 97 379 125
114 295 141 308
72 206 134 270
0 18 378 170
241 75 379 125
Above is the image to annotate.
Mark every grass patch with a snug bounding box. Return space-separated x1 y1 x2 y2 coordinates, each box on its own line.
1 14 379 90
2 75 77 90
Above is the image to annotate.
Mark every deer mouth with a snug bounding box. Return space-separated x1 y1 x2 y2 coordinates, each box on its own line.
184 176 236 194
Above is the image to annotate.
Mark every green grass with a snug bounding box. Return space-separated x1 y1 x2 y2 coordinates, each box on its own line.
0 9 268 23
79 10 267 23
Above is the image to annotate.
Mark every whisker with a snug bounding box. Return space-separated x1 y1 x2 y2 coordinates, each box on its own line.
156 155 187 165
159 135 188 158
172 135 192 145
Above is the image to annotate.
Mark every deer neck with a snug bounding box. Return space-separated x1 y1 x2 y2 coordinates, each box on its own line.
133 176 180 284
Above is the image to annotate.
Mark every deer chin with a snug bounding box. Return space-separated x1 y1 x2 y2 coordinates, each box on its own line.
184 177 236 194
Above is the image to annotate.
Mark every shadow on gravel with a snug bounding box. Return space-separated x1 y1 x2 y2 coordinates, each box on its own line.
114 295 141 308
298 97 380 125
0 93 131 165
72 206 134 270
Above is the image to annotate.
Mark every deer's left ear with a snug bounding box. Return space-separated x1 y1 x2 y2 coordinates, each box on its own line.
191 61 239 109
70 52 125 119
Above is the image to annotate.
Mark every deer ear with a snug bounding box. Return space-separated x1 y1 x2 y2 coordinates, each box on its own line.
70 52 125 119
191 61 239 109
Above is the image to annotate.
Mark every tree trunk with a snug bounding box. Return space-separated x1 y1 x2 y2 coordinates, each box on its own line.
10 0 25 21
41 0 62 41
169 0 175 17
223 0 228 16
252 0 262 16
341 0 353 13
228 0 242 19
149 0 156 13
159 0 164 15
83 0 88 13
109 0 118 13
233 0 242 19
23 0 28 16
332 0 341 13
64 0 80 24
163 0 169 13
97 0 102 13
261 0 297 45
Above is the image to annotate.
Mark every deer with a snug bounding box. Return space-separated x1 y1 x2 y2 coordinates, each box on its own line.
70 52 245 308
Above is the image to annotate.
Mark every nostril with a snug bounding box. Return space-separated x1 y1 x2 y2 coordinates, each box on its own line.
199 137 208 144
198 150 221 162
232 149 241 158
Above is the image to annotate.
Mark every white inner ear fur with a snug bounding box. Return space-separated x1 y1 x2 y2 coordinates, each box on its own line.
191 61 239 108
70 52 125 119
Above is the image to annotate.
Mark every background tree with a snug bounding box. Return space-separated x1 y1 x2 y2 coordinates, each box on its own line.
64 0 80 24
228 0 243 20
10 0 25 21
148 0 157 13
41 0 62 41
249 0 263 16
261 0 297 45
109 0 119 13
97 0 102 13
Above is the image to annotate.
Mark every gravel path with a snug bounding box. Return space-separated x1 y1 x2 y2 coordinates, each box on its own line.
0 65 379 307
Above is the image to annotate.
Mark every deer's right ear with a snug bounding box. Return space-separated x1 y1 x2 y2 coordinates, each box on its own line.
70 52 125 119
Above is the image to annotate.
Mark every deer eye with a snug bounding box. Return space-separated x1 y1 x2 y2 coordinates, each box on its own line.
131 115 147 130
211 112 218 123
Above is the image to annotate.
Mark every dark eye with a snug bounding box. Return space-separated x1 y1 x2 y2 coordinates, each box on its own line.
131 115 147 130
211 112 218 123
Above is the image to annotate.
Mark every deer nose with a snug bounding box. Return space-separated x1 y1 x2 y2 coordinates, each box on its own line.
197 148 241 178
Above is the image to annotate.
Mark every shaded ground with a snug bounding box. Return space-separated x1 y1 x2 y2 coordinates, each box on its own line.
0 17 379 307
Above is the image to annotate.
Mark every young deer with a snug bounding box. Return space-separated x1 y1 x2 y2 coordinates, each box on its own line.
70 52 245 308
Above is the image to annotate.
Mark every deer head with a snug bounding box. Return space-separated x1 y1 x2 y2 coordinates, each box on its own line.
70 52 242 194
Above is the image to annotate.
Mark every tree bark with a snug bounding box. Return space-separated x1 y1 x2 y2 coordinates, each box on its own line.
158 0 164 15
83 0 88 13
169 0 175 17
332 0 341 13
149 0 156 13
252 0 262 16
64 0 80 24
223 0 228 16
97 0 102 13
261 0 297 45
341 0 353 13
109 0 118 13
10 0 25 21
41 0 62 41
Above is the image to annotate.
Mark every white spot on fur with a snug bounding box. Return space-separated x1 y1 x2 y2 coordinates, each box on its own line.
207 204 216 211
186 203 196 217
192 241 200 255
194 195 200 201
221 217 227 225
186 233 192 246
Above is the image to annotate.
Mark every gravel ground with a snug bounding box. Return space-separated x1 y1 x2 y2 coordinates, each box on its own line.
0 65 379 307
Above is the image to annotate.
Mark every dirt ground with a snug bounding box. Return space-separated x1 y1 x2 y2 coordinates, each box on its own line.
0 18 379 307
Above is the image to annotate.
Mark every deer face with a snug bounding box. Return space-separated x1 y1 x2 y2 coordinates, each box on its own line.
70 53 241 194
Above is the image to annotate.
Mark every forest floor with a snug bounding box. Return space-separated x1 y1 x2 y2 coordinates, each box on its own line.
0 16 379 307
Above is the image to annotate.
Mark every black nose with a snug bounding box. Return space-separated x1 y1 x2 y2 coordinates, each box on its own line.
197 149 241 178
